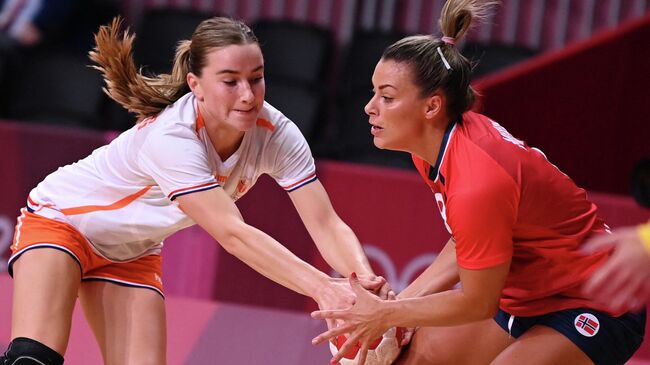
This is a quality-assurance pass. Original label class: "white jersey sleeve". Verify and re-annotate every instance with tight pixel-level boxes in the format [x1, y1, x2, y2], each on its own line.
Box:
[267, 117, 317, 192]
[137, 121, 220, 201]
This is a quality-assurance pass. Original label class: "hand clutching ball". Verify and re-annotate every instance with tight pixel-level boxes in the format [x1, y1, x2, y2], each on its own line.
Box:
[329, 327, 404, 365]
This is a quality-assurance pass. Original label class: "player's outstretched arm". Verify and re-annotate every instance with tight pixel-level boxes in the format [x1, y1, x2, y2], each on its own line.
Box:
[177, 187, 356, 310]
[288, 180, 390, 296]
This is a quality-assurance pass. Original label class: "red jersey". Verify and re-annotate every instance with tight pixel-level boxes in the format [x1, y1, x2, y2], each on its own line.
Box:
[412, 112, 615, 316]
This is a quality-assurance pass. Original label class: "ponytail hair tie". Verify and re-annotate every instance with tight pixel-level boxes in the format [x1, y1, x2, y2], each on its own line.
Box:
[441, 36, 456, 45]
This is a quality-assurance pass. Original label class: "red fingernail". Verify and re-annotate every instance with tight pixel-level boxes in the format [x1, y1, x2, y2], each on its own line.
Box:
[351, 272, 357, 278]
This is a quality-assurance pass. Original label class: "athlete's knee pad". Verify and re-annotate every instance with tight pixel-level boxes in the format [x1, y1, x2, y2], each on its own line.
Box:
[1, 337, 64, 365]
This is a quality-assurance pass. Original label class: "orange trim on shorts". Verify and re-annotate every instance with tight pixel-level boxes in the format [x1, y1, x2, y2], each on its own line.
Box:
[9, 210, 164, 297]
[59, 185, 153, 215]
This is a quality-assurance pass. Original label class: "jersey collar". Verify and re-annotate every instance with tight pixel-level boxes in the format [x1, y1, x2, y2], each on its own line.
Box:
[428, 120, 457, 182]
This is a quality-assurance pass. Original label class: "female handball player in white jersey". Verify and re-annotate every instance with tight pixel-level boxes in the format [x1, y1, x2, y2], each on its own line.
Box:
[311, 1, 645, 364]
[1, 17, 390, 365]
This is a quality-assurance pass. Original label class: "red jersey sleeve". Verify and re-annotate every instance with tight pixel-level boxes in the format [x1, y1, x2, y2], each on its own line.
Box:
[447, 159, 519, 270]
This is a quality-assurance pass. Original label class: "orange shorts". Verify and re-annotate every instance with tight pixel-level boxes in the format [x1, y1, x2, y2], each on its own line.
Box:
[10, 209, 164, 297]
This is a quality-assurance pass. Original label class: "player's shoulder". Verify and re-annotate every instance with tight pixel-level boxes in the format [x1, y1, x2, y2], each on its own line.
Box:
[447, 113, 522, 186]
[460, 112, 525, 148]
[139, 93, 200, 141]
[456, 112, 528, 163]
[255, 101, 281, 130]
[256, 101, 303, 138]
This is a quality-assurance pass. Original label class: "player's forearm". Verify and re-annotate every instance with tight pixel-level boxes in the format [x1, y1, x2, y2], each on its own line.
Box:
[385, 289, 497, 328]
[218, 220, 331, 298]
[179, 189, 332, 298]
[398, 238, 459, 299]
[311, 218, 375, 277]
[289, 182, 375, 277]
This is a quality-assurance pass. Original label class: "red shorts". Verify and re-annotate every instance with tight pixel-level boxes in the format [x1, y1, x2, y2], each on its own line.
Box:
[10, 209, 164, 297]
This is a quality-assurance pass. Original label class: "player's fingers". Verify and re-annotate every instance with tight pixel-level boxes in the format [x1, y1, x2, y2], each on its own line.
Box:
[641, 279, 650, 299]
[325, 318, 336, 331]
[349, 272, 368, 295]
[591, 266, 631, 306]
[356, 273, 384, 291]
[361, 274, 385, 285]
[357, 343, 370, 365]
[377, 283, 392, 299]
[312, 309, 347, 320]
[580, 234, 616, 253]
[609, 291, 635, 313]
[328, 319, 346, 344]
[629, 282, 650, 310]
[582, 264, 611, 296]
[377, 276, 388, 287]
[331, 335, 358, 364]
[610, 271, 644, 311]
[583, 253, 628, 298]
[629, 300, 645, 312]
[312, 325, 354, 345]
[388, 290, 396, 301]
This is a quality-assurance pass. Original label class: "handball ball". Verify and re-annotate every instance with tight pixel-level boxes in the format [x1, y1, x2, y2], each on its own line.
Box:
[329, 327, 404, 365]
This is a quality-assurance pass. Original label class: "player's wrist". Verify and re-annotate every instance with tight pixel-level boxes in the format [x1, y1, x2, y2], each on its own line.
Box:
[310, 273, 335, 299]
[638, 222, 650, 255]
[381, 298, 403, 327]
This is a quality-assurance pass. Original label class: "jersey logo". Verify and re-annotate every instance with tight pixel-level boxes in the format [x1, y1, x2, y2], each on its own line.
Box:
[215, 174, 228, 184]
[574, 313, 600, 337]
[434, 193, 452, 234]
[231, 178, 252, 201]
[237, 179, 248, 193]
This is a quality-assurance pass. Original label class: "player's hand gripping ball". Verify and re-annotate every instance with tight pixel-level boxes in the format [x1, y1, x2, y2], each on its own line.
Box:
[329, 327, 404, 365]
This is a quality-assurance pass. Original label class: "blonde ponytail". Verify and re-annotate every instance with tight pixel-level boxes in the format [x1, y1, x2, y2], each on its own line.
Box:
[439, 0, 498, 43]
[383, 0, 498, 121]
[89, 17, 191, 121]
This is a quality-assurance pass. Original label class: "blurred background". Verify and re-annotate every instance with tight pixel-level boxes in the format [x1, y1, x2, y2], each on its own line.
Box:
[0, 1, 649, 364]
[1, 0, 648, 181]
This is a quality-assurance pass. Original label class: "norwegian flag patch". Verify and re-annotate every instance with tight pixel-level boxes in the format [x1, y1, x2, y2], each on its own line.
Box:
[574, 313, 600, 337]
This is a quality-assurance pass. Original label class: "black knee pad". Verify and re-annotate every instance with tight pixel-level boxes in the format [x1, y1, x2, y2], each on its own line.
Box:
[1, 337, 64, 365]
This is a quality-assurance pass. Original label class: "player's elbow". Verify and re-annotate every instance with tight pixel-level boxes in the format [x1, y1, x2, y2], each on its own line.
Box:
[211, 219, 252, 255]
[465, 297, 500, 321]
[216, 233, 243, 255]
[481, 302, 500, 319]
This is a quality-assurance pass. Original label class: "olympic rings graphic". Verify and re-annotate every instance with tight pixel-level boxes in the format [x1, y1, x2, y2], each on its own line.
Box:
[332, 243, 438, 292]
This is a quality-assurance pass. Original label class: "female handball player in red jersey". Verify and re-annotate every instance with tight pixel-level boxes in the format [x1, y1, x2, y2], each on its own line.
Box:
[312, 1, 645, 364]
[1, 17, 390, 365]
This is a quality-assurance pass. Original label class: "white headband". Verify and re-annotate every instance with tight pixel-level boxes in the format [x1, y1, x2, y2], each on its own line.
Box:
[437, 47, 452, 70]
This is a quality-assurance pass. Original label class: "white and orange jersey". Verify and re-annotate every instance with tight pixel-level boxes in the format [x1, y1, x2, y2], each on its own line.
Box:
[25, 93, 316, 262]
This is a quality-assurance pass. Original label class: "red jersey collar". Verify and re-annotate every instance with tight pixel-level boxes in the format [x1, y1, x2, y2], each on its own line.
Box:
[428, 120, 457, 182]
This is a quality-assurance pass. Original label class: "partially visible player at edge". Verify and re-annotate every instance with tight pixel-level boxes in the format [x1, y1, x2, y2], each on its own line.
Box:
[311, 1, 645, 364]
[582, 157, 650, 312]
[0, 17, 390, 365]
